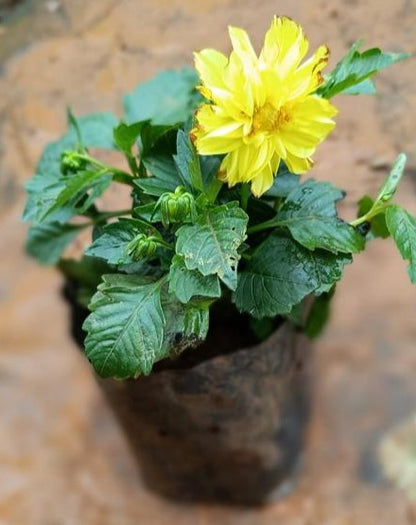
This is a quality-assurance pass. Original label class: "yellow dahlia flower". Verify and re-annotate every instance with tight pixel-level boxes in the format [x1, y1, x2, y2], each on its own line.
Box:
[191, 16, 338, 197]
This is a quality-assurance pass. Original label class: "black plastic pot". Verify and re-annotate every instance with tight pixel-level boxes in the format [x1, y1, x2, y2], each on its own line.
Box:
[64, 283, 312, 506]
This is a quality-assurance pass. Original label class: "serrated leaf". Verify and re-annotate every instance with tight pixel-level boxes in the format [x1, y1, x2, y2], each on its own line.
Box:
[174, 130, 201, 191]
[276, 179, 364, 253]
[342, 78, 376, 95]
[113, 122, 143, 153]
[133, 203, 162, 223]
[85, 218, 156, 265]
[318, 41, 410, 99]
[233, 233, 351, 318]
[182, 303, 209, 339]
[199, 154, 223, 187]
[175, 202, 248, 290]
[139, 123, 175, 155]
[137, 155, 184, 196]
[83, 275, 166, 378]
[42, 171, 112, 221]
[168, 255, 221, 303]
[23, 172, 74, 223]
[162, 292, 210, 353]
[123, 68, 201, 126]
[26, 222, 87, 265]
[385, 205, 416, 283]
[265, 165, 300, 198]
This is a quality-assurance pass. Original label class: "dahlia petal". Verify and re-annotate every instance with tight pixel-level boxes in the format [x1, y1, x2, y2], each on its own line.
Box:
[196, 134, 242, 155]
[204, 121, 244, 138]
[250, 164, 275, 197]
[194, 48, 228, 92]
[290, 95, 338, 121]
[287, 45, 330, 98]
[260, 16, 309, 76]
[228, 26, 258, 65]
[284, 153, 313, 174]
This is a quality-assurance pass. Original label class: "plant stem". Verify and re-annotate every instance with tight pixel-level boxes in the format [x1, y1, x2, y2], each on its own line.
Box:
[349, 203, 387, 228]
[240, 183, 250, 211]
[75, 153, 135, 186]
[83, 209, 132, 226]
[157, 239, 174, 251]
[247, 217, 280, 234]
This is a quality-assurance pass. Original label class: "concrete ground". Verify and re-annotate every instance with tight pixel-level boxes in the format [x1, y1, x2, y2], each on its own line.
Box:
[1, 0, 416, 523]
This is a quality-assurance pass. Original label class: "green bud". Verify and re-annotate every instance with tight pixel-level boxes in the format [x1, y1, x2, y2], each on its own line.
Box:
[126, 234, 159, 261]
[60, 150, 88, 175]
[158, 186, 195, 227]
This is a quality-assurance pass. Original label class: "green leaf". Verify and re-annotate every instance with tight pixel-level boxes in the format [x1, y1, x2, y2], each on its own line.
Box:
[23, 172, 73, 223]
[26, 222, 87, 265]
[174, 130, 201, 191]
[83, 275, 166, 378]
[162, 292, 210, 353]
[139, 123, 175, 155]
[385, 205, 416, 283]
[113, 122, 143, 153]
[318, 40, 410, 98]
[265, 166, 300, 198]
[182, 302, 209, 340]
[168, 255, 221, 303]
[123, 68, 201, 126]
[233, 233, 351, 318]
[85, 218, 157, 266]
[42, 171, 112, 221]
[133, 203, 162, 223]
[276, 179, 364, 253]
[342, 78, 376, 95]
[175, 202, 248, 290]
[200, 154, 223, 187]
[199, 154, 223, 201]
[137, 155, 183, 196]
[376, 153, 407, 204]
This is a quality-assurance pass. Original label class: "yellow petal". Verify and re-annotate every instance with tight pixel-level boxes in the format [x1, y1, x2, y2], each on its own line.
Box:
[250, 164, 275, 197]
[284, 153, 313, 173]
[195, 134, 242, 155]
[260, 16, 308, 76]
[228, 26, 258, 66]
[287, 45, 330, 98]
[194, 48, 228, 92]
[227, 27, 265, 108]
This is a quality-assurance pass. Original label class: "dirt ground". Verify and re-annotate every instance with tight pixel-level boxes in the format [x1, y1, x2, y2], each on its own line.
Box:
[1, 0, 416, 523]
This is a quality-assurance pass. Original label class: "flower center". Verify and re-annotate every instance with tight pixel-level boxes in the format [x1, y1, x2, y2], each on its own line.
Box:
[252, 103, 290, 134]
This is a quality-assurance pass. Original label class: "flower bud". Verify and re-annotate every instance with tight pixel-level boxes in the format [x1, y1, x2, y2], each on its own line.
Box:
[126, 234, 159, 261]
[159, 186, 195, 227]
[60, 150, 88, 175]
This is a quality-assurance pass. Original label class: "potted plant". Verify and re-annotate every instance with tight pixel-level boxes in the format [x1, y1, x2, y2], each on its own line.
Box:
[23, 16, 413, 505]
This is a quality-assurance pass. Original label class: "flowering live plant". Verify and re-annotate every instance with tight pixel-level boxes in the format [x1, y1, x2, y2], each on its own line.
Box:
[24, 17, 413, 379]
